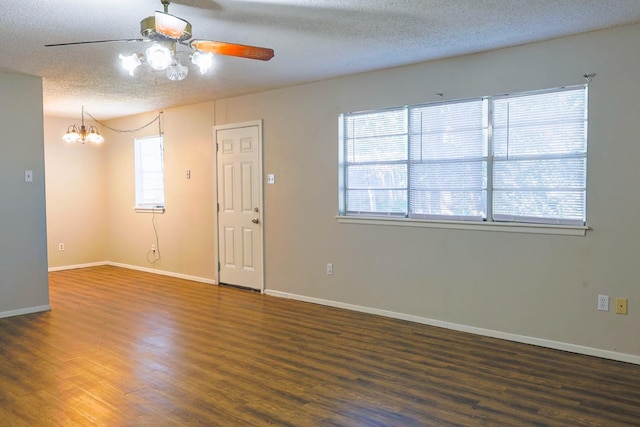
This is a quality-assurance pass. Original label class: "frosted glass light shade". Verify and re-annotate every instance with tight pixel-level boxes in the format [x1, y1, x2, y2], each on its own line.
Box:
[155, 11, 188, 39]
[86, 126, 105, 144]
[62, 125, 81, 143]
[145, 43, 173, 71]
[119, 53, 142, 76]
[166, 61, 189, 81]
[190, 51, 213, 75]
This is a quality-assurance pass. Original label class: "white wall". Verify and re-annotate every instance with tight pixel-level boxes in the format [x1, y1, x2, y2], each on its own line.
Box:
[0, 72, 50, 317]
[214, 24, 640, 359]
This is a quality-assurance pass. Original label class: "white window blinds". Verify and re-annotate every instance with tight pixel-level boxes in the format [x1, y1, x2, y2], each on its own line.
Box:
[339, 85, 587, 226]
[409, 99, 488, 220]
[492, 88, 587, 225]
[343, 108, 408, 216]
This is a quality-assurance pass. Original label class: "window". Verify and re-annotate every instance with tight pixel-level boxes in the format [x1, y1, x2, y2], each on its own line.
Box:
[339, 86, 587, 226]
[134, 135, 165, 210]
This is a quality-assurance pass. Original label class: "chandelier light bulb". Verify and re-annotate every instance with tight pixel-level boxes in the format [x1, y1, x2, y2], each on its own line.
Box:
[119, 53, 142, 76]
[190, 51, 213, 75]
[145, 43, 173, 71]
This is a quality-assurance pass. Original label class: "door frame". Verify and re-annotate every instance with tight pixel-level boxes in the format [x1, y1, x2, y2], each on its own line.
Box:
[213, 120, 265, 292]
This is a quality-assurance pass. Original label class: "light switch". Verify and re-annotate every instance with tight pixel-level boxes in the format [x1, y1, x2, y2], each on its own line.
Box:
[25, 170, 33, 182]
[267, 174, 275, 184]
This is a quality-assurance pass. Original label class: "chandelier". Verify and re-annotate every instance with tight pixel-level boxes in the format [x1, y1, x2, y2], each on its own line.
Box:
[62, 106, 105, 144]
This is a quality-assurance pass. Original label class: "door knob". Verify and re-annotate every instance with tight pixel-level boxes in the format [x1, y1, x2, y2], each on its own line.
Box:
[252, 218, 260, 224]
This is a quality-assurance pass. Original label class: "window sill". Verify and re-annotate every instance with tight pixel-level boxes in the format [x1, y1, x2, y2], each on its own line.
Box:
[336, 216, 588, 236]
[135, 207, 165, 214]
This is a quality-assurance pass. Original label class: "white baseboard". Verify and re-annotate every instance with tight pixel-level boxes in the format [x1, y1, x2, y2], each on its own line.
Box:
[48, 261, 217, 285]
[106, 262, 217, 285]
[265, 289, 640, 366]
[48, 261, 108, 272]
[0, 304, 51, 319]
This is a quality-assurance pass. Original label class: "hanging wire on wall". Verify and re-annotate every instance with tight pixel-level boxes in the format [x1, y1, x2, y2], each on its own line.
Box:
[83, 109, 164, 136]
[146, 209, 162, 265]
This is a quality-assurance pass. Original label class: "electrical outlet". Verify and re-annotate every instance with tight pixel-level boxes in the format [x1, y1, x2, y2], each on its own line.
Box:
[58, 243, 64, 251]
[326, 263, 333, 275]
[616, 298, 628, 315]
[597, 294, 609, 311]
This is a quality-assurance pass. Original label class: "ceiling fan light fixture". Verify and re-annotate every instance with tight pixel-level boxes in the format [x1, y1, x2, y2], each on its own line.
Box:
[45, 0, 274, 83]
[166, 61, 189, 81]
[145, 43, 173, 71]
[119, 53, 143, 76]
[190, 51, 213, 75]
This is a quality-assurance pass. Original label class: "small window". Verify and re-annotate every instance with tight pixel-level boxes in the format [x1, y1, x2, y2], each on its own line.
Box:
[339, 85, 587, 226]
[134, 136, 165, 209]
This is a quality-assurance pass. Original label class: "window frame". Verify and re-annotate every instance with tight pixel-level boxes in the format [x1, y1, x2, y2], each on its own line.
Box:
[134, 135, 166, 212]
[338, 85, 589, 235]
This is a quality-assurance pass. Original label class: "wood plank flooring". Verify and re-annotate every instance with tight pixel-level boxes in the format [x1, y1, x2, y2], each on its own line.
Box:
[0, 266, 639, 426]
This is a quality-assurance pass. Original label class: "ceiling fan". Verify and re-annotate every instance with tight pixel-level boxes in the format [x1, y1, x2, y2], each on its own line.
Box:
[45, 0, 274, 81]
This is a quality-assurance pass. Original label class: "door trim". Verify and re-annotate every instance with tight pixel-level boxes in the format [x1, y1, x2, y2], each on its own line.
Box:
[213, 120, 265, 292]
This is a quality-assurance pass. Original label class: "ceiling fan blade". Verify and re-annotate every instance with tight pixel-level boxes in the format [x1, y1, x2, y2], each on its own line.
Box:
[190, 40, 274, 61]
[45, 39, 146, 47]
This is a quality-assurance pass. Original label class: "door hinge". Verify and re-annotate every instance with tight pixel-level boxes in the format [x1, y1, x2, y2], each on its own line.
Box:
[217, 202, 220, 212]
[216, 143, 219, 152]
[218, 261, 221, 271]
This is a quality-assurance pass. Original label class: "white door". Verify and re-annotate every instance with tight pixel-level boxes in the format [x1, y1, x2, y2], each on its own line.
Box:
[215, 121, 264, 291]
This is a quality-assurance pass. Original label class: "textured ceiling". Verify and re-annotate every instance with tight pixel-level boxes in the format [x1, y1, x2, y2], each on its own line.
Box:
[1, 0, 640, 120]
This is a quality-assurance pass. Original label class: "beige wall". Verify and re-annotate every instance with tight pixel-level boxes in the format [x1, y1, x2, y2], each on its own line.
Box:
[0, 72, 49, 316]
[45, 103, 217, 279]
[104, 102, 217, 280]
[45, 116, 107, 267]
[43, 24, 640, 359]
[215, 25, 640, 358]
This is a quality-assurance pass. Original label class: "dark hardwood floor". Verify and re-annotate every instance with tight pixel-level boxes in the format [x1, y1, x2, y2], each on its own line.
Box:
[0, 266, 638, 426]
